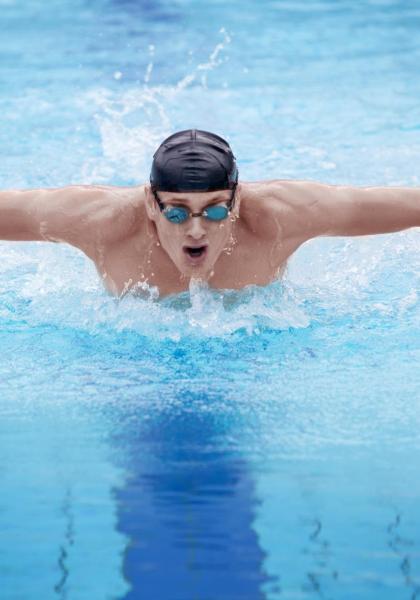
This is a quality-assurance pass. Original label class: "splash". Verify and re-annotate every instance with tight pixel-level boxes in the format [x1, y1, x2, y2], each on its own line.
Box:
[1, 223, 418, 341]
[79, 29, 233, 184]
[0, 240, 309, 339]
[286, 230, 420, 319]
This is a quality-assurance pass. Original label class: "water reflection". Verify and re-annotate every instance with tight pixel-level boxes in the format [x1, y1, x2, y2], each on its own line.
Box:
[387, 512, 420, 600]
[55, 488, 74, 599]
[301, 517, 338, 597]
[106, 0, 182, 22]
[112, 386, 271, 599]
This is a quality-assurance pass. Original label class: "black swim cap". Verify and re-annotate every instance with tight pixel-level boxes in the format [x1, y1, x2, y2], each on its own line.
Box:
[150, 129, 238, 192]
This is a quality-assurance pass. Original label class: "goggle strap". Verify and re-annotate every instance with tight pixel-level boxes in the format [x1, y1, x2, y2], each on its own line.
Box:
[229, 183, 237, 211]
[152, 187, 165, 211]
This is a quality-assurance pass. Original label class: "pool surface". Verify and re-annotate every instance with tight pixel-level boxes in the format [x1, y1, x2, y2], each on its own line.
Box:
[1, 0, 420, 598]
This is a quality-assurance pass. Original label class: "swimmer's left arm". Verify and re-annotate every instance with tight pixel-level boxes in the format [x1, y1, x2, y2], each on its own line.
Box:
[272, 180, 420, 241]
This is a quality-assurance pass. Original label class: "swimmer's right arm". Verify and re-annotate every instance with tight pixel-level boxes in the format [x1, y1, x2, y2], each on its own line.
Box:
[0, 185, 139, 257]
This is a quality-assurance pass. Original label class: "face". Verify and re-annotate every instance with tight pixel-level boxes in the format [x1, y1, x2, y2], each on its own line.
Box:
[145, 185, 241, 280]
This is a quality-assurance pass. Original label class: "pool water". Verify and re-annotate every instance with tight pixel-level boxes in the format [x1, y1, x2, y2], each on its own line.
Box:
[1, 0, 420, 598]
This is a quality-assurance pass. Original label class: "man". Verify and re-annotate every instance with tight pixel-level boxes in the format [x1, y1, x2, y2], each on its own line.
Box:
[0, 129, 419, 297]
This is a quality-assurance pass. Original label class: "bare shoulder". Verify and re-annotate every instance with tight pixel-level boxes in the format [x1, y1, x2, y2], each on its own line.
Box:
[38, 183, 146, 253]
[239, 179, 319, 241]
[44, 183, 144, 226]
[241, 178, 354, 242]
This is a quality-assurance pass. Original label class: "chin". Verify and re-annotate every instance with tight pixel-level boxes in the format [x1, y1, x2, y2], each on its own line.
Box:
[182, 265, 210, 279]
[180, 261, 213, 280]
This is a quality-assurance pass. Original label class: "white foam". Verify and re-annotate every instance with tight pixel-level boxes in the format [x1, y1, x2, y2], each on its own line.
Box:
[1, 226, 418, 340]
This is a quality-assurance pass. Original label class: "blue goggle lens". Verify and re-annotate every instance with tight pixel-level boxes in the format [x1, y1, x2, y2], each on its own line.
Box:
[164, 206, 189, 223]
[205, 205, 229, 220]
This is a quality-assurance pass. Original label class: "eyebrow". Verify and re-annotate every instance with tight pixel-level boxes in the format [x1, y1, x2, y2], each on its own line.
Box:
[166, 196, 228, 207]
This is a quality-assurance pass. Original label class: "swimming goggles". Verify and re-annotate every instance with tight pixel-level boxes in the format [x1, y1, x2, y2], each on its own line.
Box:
[152, 185, 237, 224]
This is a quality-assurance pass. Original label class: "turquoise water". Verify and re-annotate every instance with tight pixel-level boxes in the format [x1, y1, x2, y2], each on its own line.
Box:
[1, 0, 420, 598]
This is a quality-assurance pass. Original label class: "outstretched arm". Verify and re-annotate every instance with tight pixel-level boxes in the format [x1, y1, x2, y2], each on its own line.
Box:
[0, 185, 139, 258]
[269, 180, 420, 243]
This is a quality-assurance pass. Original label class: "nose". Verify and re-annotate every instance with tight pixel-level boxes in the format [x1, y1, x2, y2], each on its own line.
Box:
[185, 215, 207, 240]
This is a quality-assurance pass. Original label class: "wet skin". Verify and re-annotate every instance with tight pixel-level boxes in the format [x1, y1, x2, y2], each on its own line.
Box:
[0, 179, 419, 297]
[95, 183, 294, 297]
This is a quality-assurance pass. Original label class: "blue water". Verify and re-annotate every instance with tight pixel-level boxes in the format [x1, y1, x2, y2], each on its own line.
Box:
[1, 0, 420, 598]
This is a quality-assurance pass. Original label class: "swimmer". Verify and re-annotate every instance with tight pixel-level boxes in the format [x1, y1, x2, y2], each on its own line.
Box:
[0, 129, 419, 297]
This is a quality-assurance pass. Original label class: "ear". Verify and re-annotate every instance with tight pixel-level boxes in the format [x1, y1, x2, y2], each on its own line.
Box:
[144, 185, 158, 221]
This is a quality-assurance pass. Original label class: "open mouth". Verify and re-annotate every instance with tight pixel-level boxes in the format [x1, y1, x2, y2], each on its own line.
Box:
[183, 245, 208, 261]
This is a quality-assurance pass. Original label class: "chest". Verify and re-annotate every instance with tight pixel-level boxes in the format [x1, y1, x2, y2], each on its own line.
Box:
[210, 237, 286, 289]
